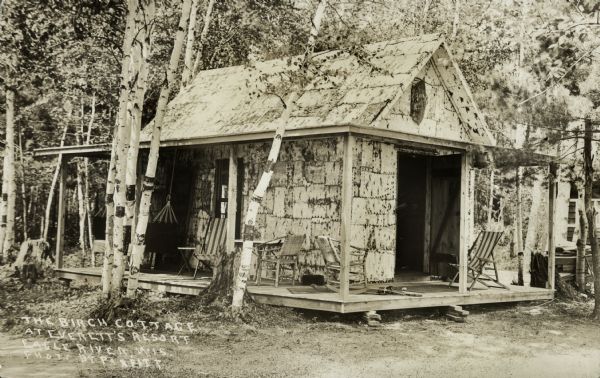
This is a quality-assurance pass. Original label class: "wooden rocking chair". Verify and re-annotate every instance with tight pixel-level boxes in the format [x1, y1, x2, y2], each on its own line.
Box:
[448, 231, 508, 290]
[255, 234, 305, 287]
[315, 236, 369, 292]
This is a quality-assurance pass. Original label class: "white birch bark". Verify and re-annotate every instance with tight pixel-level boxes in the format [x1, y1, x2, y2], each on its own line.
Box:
[42, 110, 70, 242]
[450, 0, 460, 41]
[102, 120, 119, 296]
[125, 2, 154, 237]
[85, 94, 95, 260]
[524, 171, 543, 277]
[17, 123, 27, 241]
[127, 0, 192, 297]
[191, 0, 215, 78]
[2, 88, 16, 258]
[180, 0, 198, 88]
[232, 0, 328, 309]
[76, 103, 88, 264]
[487, 169, 494, 229]
[0, 155, 8, 262]
[105, 0, 137, 295]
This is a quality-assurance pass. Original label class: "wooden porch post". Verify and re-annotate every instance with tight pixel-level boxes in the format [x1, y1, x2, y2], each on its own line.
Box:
[55, 163, 67, 269]
[458, 152, 470, 294]
[547, 162, 557, 290]
[226, 146, 238, 254]
[340, 134, 355, 300]
[423, 158, 432, 273]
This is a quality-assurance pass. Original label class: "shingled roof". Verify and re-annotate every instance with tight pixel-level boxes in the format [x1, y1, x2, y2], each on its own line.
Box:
[140, 34, 494, 147]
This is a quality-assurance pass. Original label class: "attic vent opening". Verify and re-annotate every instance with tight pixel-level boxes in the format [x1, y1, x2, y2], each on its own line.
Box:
[410, 79, 426, 125]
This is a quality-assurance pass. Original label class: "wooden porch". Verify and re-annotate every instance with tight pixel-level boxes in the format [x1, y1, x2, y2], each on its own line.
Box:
[56, 267, 553, 313]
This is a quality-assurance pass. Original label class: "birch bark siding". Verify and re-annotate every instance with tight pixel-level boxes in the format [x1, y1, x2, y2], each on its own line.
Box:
[126, 0, 192, 297]
[231, 0, 328, 308]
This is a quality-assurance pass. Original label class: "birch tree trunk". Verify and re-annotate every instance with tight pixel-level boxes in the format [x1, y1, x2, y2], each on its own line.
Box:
[524, 171, 543, 281]
[76, 103, 88, 264]
[180, 0, 198, 88]
[3, 88, 17, 259]
[583, 118, 600, 320]
[231, 0, 328, 309]
[126, 0, 192, 298]
[421, 0, 431, 34]
[191, 0, 215, 78]
[85, 95, 95, 261]
[42, 110, 70, 242]
[450, 0, 460, 41]
[0, 155, 8, 263]
[125, 1, 154, 241]
[487, 169, 494, 229]
[576, 189, 588, 291]
[102, 121, 119, 296]
[17, 123, 27, 241]
[104, 0, 137, 295]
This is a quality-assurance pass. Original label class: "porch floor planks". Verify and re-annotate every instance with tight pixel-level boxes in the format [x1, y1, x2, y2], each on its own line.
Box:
[55, 268, 553, 313]
[247, 281, 554, 313]
[55, 267, 211, 296]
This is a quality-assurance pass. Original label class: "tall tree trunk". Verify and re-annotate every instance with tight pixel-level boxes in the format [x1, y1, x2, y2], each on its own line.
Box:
[76, 103, 88, 265]
[3, 88, 16, 259]
[43, 111, 70, 241]
[515, 167, 524, 281]
[524, 171, 543, 280]
[125, 1, 154, 244]
[576, 186, 588, 292]
[126, 0, 192, 298]
[17, 123, 27, 241]
[0, 155, 8, 263]
[231, 0, 328, 309]
[181, 0, 198, 88]
[102, 121, 119, 296]
[584, 118, 600, 320]
[103, 0, 137, 296]
[191, 0, 215, 78]
[85, 94, 95, 262]
[420, 0, 431, 34]
[450, 0, 460, 41]
[487, 168, 494, 229]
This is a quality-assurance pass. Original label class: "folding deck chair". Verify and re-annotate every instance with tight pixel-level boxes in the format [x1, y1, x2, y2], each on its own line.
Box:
[448, 230, 508, 290]
[178, 217, 227, 278]
[315, 236, 369, 292]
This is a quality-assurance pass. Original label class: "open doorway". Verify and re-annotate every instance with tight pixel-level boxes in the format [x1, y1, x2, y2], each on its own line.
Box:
[395, 154, 427, 274]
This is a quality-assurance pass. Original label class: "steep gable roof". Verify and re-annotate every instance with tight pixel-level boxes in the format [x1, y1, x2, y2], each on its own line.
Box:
[141, 34, 494, 147]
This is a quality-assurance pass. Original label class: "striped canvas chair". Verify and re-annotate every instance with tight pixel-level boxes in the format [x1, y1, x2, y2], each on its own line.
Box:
[448, 231, 507, 290]
[185, 217, 227, 278]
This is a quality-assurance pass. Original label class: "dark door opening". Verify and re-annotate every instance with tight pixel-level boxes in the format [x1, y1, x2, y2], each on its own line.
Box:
[395, 154, 427, 273]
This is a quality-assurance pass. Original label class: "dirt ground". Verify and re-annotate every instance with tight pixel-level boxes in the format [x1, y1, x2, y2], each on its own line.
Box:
[1, 274, 599, 378]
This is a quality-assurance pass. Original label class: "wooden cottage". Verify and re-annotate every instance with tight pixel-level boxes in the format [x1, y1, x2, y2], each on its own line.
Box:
[36, 34, 556, 313]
